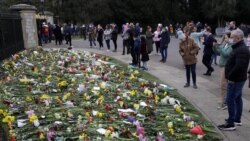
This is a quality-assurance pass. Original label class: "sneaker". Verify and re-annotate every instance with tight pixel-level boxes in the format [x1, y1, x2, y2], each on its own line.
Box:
[224, 119, 242, 126]
[184, 83, 190, 88]
[218, 123, 236, 131]
[193, 84, 198, 89]
[234, 122, 242, 126]
[217, 104, 227, 110]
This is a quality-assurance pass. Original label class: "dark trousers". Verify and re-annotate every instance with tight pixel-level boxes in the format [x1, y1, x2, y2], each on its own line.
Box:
[226, 81, 245, 125]
[185, 64, 196, 84]
[112, 39, 117, 50]
[155, 41, 160, 53]
[131, 46, 140, 66]
[202, 54, 214, 73]
[105, 40, 110, 50]
[98, 39, 103, 48]
[123, 39, 130, 54]
[65, 35, 72, 46]
[55, 38, 62, 45]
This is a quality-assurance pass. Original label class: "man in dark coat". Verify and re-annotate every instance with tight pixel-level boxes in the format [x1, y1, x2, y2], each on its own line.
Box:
[202, 26, 217, 76]
[218, 29, 250, 131]
[159, 27, 170, 63]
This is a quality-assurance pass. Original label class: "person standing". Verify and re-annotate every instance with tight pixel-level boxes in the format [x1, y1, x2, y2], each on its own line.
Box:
[218, 29, 250, 131]
[111, 23, 118, 52]
[122, 23, 130, 55]
[88, 24, 96, 48]
[202, 26, 217, 76]
[190, 26, 204, 49]
[159, 27, 170, 63]
[104, 24, 112, 51]
[97, 24, 104, 49]
[64, 23, 72, 47]
[140, 36, 149, 70]
[82, 24, 87, 40]
[153, 27, 161, 55]
[53, 24, 63, 45]
[134, 36, 141, 67]
[213, 33, 233, 110]
[179, 27, 200, 89]
[145, 26, 153, 54]
[42, 22, 49, 44]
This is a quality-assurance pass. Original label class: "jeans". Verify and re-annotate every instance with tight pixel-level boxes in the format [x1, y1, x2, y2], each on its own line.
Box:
[155, 41, 160, 53]
[90, 40, 96, 47]
[226, 81, 245, 125]
[105, 40, 110, 50]
[185, 64, 196, 84]
[160, 47, 168, 62]
[211, 53, 217, 64]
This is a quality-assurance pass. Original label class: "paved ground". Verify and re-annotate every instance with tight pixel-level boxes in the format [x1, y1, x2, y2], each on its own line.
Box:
[45, 36, 250, 141]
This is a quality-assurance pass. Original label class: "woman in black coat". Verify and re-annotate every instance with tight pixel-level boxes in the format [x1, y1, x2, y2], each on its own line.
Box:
[97, 24, 104, 49]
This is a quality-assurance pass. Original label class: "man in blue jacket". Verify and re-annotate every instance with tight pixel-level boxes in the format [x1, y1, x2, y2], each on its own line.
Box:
[218, 29, 250, 131]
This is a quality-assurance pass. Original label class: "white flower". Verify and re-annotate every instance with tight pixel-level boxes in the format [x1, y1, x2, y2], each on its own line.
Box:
[111, 132, 119, 138]
[33, 119, 40, 127]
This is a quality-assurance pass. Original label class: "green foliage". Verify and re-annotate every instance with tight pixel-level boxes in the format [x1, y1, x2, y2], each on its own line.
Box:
[0, 0, 249, 26]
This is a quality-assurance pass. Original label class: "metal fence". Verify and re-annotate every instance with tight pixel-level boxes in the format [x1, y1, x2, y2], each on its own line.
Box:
[0, 12, 24, 61]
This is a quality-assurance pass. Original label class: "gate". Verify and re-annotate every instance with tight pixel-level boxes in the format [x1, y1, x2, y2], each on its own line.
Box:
[0, 12, 24, 61]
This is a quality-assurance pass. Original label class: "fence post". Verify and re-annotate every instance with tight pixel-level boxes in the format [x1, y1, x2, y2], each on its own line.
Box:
[9, 4, 38, 48]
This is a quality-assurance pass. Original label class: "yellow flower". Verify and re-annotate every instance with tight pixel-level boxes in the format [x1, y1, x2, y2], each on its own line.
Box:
[155, 95, 160, 103]
[39, 133, 45, 139]
[130, 90, 136, 96]
[25, 96, 33, 102]
[0, 109, 4, 115]
[46, 75, 52, 81]
[2, 116, 15, 124]
[99, 82, 106, 89]
[133, 104, 140, 110]
[118, 101, 124, 107]
[19, 78, 30, 84]
[33, 67, 39, 73]
[58, 80, 67, 88]
[175, 105, 182, 113]
[144, 88, 152, 96]
[97, 112, 103, 118]
[85, 112, 90, 118]
[40, 94, 50, 100]
[133, 70, 139, 75]
[129, 74, 136, 80]
[63, 92, 71, 101]
[97, 96, 104, 105]
[29, 115, 38, 123]
[67, 112, 73, 118]
[168, 128, 174, 135]
[105, 130, 111, 138]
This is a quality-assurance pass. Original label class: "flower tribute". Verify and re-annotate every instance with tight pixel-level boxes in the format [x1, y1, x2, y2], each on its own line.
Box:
[0, 48, 221, 140]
